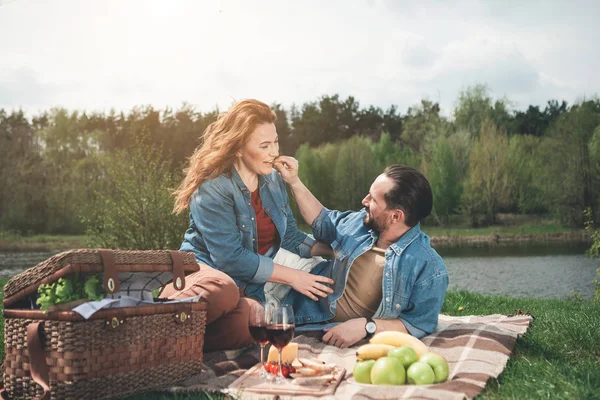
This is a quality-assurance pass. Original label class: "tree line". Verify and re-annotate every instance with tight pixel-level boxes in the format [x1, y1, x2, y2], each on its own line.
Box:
[1, 84, 599, 247]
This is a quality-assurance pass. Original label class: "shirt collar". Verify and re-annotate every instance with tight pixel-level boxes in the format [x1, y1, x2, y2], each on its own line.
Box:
[231, 165, 270, 193]
[388, 223, 421, 256]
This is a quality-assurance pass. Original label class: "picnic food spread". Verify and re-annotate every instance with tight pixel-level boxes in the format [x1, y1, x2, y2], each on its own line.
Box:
[267, 341, 299, 363]
[353, 331, 449, 385]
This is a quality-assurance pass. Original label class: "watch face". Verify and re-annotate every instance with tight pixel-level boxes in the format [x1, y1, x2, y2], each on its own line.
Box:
[366, 321, 377, 334]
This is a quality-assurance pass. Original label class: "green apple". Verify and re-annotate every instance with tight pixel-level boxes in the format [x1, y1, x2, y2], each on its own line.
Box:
[419, 352, 450, 383]
[406, 361, 435, 385]
[388, 345, 418, 369]
[370, 357, 406, 385]
[353, 359, 376, 384]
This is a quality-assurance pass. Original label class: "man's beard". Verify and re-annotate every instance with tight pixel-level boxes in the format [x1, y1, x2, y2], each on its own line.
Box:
[363, 209, 389, 233]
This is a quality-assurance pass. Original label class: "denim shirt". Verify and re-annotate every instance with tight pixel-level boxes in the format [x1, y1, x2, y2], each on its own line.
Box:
[180, 167, 315, 301]
[285, 208, 448, 338]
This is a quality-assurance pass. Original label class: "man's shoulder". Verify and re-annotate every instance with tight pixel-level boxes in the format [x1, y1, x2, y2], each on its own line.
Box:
[400, 232, 447, 272]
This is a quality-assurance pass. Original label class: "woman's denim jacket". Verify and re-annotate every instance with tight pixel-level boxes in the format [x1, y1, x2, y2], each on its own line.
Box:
[180, 167, 315, 301]
[285, 208, 448, 338]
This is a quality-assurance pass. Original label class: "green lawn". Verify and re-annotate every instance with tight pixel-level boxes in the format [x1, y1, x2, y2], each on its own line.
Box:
[0, 231, 87, 251]
[422, 222, 577, 238]
[1, 279, 598, 399]
[297, 218, 579, 240]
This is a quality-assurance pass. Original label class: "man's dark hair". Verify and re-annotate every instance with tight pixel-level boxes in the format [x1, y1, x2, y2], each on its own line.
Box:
[383, 165, 433, 227]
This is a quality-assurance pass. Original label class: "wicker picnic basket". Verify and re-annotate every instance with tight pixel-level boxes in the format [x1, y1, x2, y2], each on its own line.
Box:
[1, 249, 208, 400]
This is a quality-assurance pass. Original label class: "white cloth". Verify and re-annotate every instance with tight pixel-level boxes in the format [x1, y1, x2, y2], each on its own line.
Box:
[73, 292, 204, 319]
[264, 248, 324, 306]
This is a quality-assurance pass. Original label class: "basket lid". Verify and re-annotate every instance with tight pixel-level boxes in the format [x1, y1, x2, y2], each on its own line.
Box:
[3, 249, 199, 306]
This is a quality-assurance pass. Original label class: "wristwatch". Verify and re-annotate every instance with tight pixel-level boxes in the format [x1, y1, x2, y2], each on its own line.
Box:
[365, 317, 377, 338]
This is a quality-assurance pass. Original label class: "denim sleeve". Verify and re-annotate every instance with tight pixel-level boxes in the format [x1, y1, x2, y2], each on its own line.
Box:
[278, 176, 316, 258]
[399, 270, 449, 338]
[310, 207, 354, 245]
[191, 181, 274, 284]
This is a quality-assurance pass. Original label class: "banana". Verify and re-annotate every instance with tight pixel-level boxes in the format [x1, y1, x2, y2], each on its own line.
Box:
[355, 343, 394, 360]
[369, 331, 429, 357]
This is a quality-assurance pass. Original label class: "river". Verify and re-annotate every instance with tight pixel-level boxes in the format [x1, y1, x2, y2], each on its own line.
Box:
[0, 242, 598, 300]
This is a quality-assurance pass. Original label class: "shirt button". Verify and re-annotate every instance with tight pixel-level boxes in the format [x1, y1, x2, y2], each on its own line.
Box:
[395, 304, 400, 309]
[385, 273, 390, 277]
[242, 224, 246, 228]
[248, 203, 251, 206]
[252, 238, 255, 241]
[307, 317, 311, 321]
[386, 297, 390, 302]
[251, 217, 255, 221]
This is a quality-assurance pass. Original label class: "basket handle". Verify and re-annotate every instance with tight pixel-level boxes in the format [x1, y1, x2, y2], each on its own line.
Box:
[27, 322, 50, 400]
[168, 250, 186, 290]
[99, 249, 120, 294]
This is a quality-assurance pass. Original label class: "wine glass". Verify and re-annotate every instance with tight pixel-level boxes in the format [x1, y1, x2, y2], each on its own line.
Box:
[248, 301, 270, 378]
[266, 305, 295, 384]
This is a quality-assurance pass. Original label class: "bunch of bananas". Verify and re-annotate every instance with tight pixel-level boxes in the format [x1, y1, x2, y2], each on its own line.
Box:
[356, 331, 429, 360]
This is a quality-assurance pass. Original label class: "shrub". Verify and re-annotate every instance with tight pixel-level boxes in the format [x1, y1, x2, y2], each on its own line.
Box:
[83, 139, 187, 250]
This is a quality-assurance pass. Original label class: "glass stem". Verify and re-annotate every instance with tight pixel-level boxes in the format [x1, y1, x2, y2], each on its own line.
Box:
[278, 348, 283, 379]
[260, 345, 265, 368]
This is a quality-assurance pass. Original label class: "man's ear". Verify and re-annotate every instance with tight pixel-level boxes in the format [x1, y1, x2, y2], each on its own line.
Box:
[392, 210, 405, 224]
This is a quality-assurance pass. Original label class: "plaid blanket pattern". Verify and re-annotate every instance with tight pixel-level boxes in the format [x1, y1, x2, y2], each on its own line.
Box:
[168, 313, 532, 399]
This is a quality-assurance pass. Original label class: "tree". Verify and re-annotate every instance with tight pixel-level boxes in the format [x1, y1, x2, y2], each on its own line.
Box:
[84, 134, 187, 250]
[0, 109, 45, 232]
[538, 100, 600, 226]
[454, 84, 513, 136]
[429, 136, 461, 225]
[506, 135, 546, 213]
[332, 136, 379, 211]
[36, 109, 101, 233]
[463, 119, 511, 224]
[402, 100, 445, 153]
[372, 132, 419, 171]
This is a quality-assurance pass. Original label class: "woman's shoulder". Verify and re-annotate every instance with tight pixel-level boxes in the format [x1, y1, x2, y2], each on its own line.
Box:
[197, 173, 235, 195]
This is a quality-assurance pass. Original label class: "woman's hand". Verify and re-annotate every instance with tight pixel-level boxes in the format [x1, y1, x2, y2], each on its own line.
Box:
[273, 156, 300, 186]
[289, 269, 334, 301]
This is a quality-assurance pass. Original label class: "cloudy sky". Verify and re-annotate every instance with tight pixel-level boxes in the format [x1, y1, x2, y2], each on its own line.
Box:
[1, 0, 599, 116]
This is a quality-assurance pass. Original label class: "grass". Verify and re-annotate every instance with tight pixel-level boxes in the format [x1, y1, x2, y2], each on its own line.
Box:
[1, 279, 598, 400]
[0, 214, 581, 252]
[298, 219, 579, 241]
[0, 231, 87, 251]
[422, 222, 576, 238]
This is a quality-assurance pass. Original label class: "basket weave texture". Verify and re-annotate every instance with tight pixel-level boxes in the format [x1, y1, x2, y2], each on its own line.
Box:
[3, 249, 197, 299]
[2, 249, 207, 400]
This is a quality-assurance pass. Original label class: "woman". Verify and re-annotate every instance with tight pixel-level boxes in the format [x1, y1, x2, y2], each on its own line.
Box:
[161, 99, 334, 351]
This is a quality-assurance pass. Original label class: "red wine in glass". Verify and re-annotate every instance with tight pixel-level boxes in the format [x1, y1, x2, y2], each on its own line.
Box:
[267, 305, 295, 383]
[249, 324, 269, 346]
[266, 324, 295, 349]
[248, 302, 270, 378]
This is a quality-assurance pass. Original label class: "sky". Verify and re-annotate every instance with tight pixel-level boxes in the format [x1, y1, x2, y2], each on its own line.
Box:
[1, 0, 599, 116]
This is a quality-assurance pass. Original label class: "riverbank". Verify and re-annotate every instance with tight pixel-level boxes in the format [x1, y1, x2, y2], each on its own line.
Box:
[0, 232, 87, 252]
[429, 230, 590, 246]
[0, 223, 591, 252]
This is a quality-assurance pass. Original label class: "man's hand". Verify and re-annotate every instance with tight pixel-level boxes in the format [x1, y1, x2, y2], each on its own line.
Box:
[322, 318, 367, 348]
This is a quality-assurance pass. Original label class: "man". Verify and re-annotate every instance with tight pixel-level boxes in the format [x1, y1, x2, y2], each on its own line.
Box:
[274, 159, 448, 348]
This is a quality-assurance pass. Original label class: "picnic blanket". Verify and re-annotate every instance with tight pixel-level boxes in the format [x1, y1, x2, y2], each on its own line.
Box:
[167, 313, 533, 399]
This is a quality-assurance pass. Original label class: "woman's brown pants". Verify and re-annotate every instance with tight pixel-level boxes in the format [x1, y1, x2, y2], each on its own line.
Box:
[160, 263, 255, 352]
